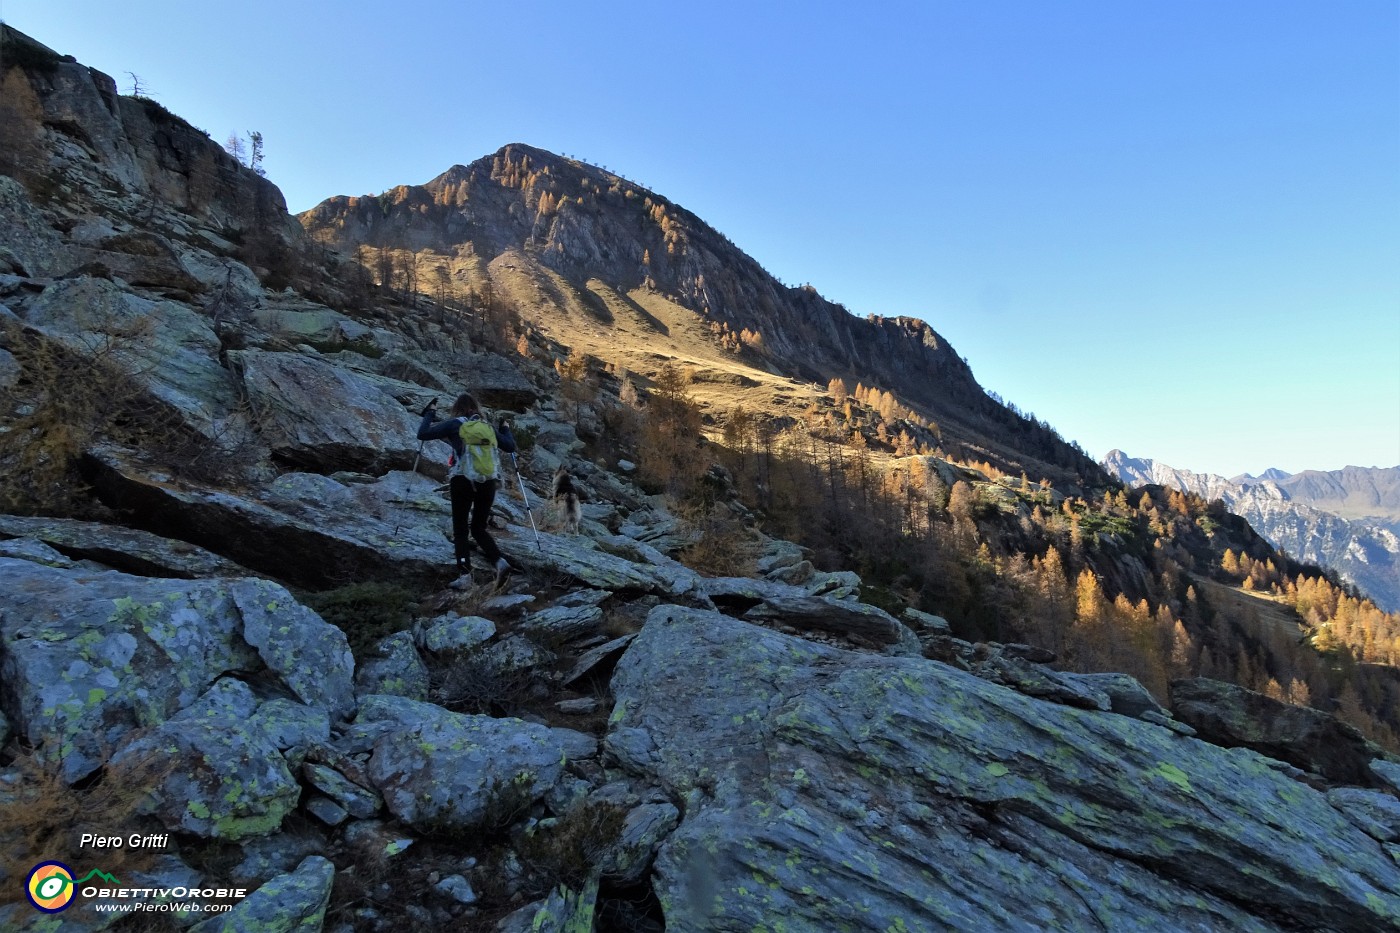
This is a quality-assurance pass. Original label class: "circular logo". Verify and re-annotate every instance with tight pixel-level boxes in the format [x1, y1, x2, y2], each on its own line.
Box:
[26, 861, 76, 913]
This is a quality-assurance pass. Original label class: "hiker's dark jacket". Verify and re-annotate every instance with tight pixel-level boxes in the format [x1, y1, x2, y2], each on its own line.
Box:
[417, 412, 517, 462]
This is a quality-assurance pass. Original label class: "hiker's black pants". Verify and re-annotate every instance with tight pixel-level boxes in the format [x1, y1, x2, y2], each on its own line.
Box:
[450, 476, 502, 564]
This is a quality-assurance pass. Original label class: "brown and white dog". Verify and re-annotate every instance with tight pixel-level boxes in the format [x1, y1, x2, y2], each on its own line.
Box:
[551, 465, 583, 534]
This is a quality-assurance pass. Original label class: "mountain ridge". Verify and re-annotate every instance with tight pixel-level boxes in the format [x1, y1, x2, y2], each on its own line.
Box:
[1105, 450, 1400, 612]
[299, 142, 1099, 482]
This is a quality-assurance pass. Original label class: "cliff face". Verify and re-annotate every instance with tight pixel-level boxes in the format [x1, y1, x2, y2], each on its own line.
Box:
[300, 144, 1093, 478]
[0, 25, 356, 303]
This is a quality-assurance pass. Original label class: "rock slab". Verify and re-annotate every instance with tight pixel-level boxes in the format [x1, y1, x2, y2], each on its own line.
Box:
[607, 607, 1400, 932]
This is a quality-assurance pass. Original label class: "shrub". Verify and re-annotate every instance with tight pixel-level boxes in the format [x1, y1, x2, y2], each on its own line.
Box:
[636, 364, 706, 497]
[301, 582, 417, 661]
[432, 645, 539, 718]
[0, 747, 171, 904]
[0, 319, 162, 515]
[1, 313, 270, 511]
[516, 798, 628, 895]
[677, 503, 758, 577]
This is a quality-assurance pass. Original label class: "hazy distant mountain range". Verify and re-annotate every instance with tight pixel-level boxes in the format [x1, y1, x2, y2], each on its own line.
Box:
[1104, 451, 1400, 612]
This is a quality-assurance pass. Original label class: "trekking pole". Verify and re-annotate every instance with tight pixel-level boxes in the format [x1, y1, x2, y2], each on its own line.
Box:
[511, 452, 542, 550]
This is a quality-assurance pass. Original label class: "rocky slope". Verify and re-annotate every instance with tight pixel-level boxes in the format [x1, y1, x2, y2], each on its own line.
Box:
[2, 26, 1400, 932]
[1105, 451, 1400, 613]
[298, 144, 1096, 481]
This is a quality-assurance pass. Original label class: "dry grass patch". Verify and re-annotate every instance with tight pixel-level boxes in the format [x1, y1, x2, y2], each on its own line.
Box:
[0, 747, 172, 903]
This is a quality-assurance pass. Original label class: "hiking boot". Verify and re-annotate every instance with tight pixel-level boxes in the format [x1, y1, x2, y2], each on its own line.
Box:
[494, 558, 513, 586]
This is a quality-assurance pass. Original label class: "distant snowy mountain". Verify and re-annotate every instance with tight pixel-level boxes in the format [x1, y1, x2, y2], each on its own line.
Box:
[1104, 451, 1400, 613]
[1233, 467, 1293, 484]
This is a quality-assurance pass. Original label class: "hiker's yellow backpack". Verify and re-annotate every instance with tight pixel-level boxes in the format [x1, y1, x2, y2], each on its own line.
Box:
[455, 417, 500, 483]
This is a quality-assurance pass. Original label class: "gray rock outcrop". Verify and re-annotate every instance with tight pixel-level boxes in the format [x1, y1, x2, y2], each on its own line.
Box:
[350, 695, 573, 833]
[230, 349, 420, 474]
[1170, 677, 1393, 786]
[189, 855, 334, 933]
[113, 679, 303, 840]
[608, 606, 1400, 932]
[0, 556, 351, 780]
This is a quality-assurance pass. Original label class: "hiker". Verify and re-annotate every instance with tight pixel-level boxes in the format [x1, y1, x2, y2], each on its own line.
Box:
[418, 394, 518, 582]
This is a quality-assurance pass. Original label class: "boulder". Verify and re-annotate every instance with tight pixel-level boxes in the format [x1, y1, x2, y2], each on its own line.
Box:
[19, 277, 243, 441]
[563, 634, 636, 686]
[765, 558, 815, 586]
[0, 176, 69, 277]
[0, 346, 19, 393]
[189, 855, 334, 933]
[0, 514, 257, 579]
[86, 451, 453, 588]
[228, 579, 355, 720]
[0, 537, 75, 567]
[607, 607, 1400, 932]
[807, 569, 862, 597]
[453, 349, 539, 410]
[599, 800, 680, 885]
[496, 878, 598, 933]
[356, 631, 430, 701]
[231, 833, 328, 888]
[479, 633, 554, 679]
[230, 349, 421, 474]
[0, 559, 256, 781]
[697, 575, 813, 606]
[743, 593, 921, 655]
[249, 304, 385, 351]
[0, 559, 352, 782]
[304, 762, 382, 819]
[754, 538, 807, 574]
[353, 695, 572, 833]
[434, 874, 478, 905]
[975, 654, 1112, 711]
[113, 679, 301, 840]
[1373, 760, 1400, 796]
[511, 528, 680, 595]
[72, 229, 205, 293]
[251, 698, 332, 754]
[616, 508, 702, 556]
[518, 597, 607, 643]
[1329, 788, 1400, 844]
[305, 795, 349, 826]
[1063, 671, 1168, 719]
[902, 607, 952, 635]
[1170, 677, 1391, 786]
[421, 614, 496, 653]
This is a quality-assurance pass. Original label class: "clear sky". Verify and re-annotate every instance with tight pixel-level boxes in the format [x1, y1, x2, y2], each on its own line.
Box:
[5, 0, 1398, 478]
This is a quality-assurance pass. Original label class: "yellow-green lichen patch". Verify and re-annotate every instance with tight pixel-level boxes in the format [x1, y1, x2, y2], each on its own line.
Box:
[1150, 762, 1192, 794]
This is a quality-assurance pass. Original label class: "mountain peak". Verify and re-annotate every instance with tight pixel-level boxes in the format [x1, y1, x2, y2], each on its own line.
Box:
[299, 144, 1097, 481]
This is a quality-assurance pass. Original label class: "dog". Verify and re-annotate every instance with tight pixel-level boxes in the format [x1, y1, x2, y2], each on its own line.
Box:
[551, 465, 583, 534]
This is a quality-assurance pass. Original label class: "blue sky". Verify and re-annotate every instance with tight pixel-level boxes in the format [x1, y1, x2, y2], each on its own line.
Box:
[6, 0, 1398, 477]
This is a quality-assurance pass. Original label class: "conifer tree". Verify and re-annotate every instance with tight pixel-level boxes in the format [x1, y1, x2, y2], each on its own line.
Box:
[638, 363, 705, 496]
